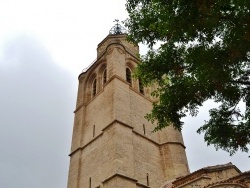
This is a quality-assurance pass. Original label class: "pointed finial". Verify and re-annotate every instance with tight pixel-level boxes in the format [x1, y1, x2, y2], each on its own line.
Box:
[109, 19, 127, 35]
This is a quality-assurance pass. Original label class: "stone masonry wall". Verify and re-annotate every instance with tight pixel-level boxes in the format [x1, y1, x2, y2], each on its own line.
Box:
[67, 34, 190, 188]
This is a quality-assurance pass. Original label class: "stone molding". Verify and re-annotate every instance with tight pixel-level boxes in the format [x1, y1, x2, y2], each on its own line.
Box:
[69, 119, 186, 156]
[73, 74, 154, 114]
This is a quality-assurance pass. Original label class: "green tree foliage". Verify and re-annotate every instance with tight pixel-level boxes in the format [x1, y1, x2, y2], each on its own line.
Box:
[125, 0, 250, 155]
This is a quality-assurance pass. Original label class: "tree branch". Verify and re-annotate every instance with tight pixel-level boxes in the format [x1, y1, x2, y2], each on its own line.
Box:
[231, 80, 250, 86]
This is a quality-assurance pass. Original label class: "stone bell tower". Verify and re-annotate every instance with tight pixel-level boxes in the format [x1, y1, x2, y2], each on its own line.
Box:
[67, 21, 190, 188]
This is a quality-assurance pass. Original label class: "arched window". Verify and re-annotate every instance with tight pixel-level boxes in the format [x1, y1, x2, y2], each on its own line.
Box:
[139, 78, 144, 94]
[92, 78, 97, 96]
[147, 173, 149, 186]
[89, 177, 91, 188]
[102, 69, 107, 85]
[126, 68, 132, 85]
[93, 125, 95, 137]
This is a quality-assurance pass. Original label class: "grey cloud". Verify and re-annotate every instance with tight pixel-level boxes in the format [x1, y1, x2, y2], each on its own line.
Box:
[0, 35, 76, 188]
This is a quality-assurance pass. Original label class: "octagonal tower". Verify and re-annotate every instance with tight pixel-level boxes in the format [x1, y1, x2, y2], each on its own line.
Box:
[67, 22, 190, 188]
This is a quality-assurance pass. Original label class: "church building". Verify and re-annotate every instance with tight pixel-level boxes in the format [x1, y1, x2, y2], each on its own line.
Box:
[67, 22, 250, 188]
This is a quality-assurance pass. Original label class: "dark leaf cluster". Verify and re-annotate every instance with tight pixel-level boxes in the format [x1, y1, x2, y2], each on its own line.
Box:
[125, 0, 250, 154]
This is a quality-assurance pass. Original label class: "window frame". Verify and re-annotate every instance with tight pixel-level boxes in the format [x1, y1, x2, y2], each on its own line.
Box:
[102, 68, 107, 85]
[126, 67, 132, 85]
[92, 78, 97, 97]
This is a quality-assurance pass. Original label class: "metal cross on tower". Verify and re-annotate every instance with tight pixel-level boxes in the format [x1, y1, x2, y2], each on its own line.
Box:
[109, 19, 127, 35]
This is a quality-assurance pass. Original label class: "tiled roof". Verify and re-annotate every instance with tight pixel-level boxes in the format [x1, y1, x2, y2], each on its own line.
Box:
[161, 163, 242, 188]
[160, 179, 176, 188]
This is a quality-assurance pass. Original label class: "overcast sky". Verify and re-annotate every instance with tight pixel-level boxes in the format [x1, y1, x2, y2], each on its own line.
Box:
[0, 0, 249, 187]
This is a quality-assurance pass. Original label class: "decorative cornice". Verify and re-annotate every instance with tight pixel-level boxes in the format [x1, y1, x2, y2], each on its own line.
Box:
[226, 170, 250, 182]
[160, 141, 186, 149]
[80, 38, 139, 75]
[75, 75, 154, 109]
[136, 182, 151, 188]
[132, 129, 159, 146]
[109, 75, 154, 103]
[101, 172, 150, 187]
[74, 102, 86, 113]
[102, 173, 138, 184]
[97, 34, 127, 47]
[173, 175, 211, 188]
[69, 132, 103, 156]
[69, 119, 186, 157]
[101, 119, 134, 132]
[69, 120, 128, 156]
[132, 130, 185, 148]
[205, 182, 247, 188]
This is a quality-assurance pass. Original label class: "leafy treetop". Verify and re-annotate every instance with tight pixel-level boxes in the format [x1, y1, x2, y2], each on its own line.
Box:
[125, 0, 250, 155]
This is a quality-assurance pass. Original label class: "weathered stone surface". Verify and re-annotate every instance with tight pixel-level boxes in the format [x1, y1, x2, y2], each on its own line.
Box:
[67, 34, 189, 188]
[161, 163, 250, 188]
